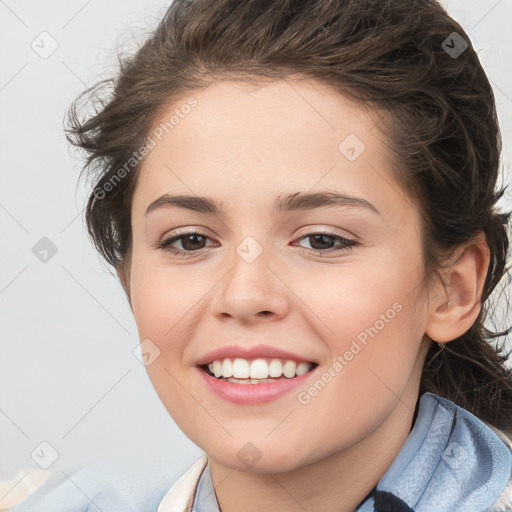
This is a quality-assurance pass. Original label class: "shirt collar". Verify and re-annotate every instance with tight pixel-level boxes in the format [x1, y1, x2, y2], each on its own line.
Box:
[160, 391, 512, 512]
[358, 391, 512, 511]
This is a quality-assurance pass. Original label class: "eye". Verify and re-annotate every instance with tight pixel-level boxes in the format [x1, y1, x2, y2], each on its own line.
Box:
[154, 229, 358, 258]
[154, 230, 215, 257]
[293, 231, 358, 254]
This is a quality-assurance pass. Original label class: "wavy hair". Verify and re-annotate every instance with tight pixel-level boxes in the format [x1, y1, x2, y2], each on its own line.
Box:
[65, 0, 512, 432]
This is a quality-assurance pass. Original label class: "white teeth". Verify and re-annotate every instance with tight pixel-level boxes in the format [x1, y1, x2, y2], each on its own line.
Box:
[268, 359, 283, 377]
[222, 358, 233, 378]
[296, 362, 310, 376]
[232, 358, 250, 378]
[212, 360, 223, 378]
[283, 360, 297, 378]
[226, 377, 275, 384]
[249, 358, 269, 379]
[204, 357, 315, 380]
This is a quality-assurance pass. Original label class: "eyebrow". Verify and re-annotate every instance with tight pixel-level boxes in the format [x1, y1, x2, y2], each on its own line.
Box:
[145, 191, 380, 217]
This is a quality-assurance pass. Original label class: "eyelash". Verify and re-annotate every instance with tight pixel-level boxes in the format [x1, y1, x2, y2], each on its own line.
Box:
[154, 229, 358, 257]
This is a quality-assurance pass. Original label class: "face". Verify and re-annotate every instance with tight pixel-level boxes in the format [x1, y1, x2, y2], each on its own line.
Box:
[127, 78, 433, 473]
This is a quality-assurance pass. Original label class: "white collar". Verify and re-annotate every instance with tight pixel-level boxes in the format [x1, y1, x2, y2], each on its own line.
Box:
[157, 454, 208, 512]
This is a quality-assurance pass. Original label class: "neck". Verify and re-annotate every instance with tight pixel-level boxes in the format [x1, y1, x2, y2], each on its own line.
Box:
[208, 385, 421, 512]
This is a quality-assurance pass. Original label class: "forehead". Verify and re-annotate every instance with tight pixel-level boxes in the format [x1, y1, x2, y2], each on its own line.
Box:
[148, 77, 380, 149]
[131, 77, 412, 222]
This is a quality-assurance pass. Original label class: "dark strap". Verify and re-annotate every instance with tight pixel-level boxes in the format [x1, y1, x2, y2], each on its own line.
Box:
[373, 490, 414, 512]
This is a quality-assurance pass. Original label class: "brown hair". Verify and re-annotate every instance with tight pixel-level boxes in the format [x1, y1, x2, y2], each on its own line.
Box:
[65, 0, 512, 433]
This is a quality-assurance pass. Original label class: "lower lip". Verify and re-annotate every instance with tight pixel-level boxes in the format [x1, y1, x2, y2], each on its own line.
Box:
[196, 366, 318, 404]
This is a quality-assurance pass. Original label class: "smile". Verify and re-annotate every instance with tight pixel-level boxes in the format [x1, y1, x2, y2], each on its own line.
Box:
[203, 357, 316, 382]
[197, 358, 319, 404]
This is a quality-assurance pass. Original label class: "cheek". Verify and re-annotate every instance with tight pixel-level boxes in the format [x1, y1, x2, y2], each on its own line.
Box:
[298, 255, 424, 344]
[295, 259, 427, 396]
[129, 253, 205, 344]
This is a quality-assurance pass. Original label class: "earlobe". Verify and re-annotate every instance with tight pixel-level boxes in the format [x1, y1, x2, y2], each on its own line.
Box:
[425, 232, 490, 344]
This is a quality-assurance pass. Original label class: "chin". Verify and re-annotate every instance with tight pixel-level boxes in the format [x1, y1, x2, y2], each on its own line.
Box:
[204, 441, 317, 474]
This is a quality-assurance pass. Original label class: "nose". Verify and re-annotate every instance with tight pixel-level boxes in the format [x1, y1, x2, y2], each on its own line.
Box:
[208, 243, 290, 324]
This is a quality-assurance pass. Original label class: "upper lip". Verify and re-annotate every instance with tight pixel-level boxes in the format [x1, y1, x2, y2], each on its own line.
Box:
[194, 344, 318, 366]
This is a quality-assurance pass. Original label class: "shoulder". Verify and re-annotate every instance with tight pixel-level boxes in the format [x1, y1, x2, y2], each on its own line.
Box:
[0, 469, 51, 510]
[5, 456, 179, 512]
[6, 465, 136, 512]
[426, 392, 512, 511]
[376, 391, 512, 511]
[482, 423, 512, 512]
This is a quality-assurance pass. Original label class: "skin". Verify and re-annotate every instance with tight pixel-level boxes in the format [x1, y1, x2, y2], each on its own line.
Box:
[118, 78, 490, 512]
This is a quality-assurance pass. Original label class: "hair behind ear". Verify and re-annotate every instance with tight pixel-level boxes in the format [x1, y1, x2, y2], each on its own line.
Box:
[116, 262, 132, 309]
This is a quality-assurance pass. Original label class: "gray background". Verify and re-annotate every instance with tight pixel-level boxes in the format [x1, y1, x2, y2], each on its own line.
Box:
[0, 0, 511, 494]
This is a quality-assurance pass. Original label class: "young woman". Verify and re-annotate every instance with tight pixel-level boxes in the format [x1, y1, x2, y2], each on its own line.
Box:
[10, 0, 512, 510]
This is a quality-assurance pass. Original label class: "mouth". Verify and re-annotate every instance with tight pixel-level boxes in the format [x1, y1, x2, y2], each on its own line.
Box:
[199, 357, 319, 384]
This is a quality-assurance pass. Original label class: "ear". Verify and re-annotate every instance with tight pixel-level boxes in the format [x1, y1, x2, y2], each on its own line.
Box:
[425, 231, 490, 343]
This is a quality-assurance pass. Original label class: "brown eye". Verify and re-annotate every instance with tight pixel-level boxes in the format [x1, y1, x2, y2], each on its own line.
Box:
[155, 231, 215, 257]
[295, 232, 357, 254]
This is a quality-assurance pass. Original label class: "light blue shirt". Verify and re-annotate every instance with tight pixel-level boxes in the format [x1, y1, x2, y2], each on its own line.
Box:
[183, 391, 512, 512]
[10, 391, 512, 511]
